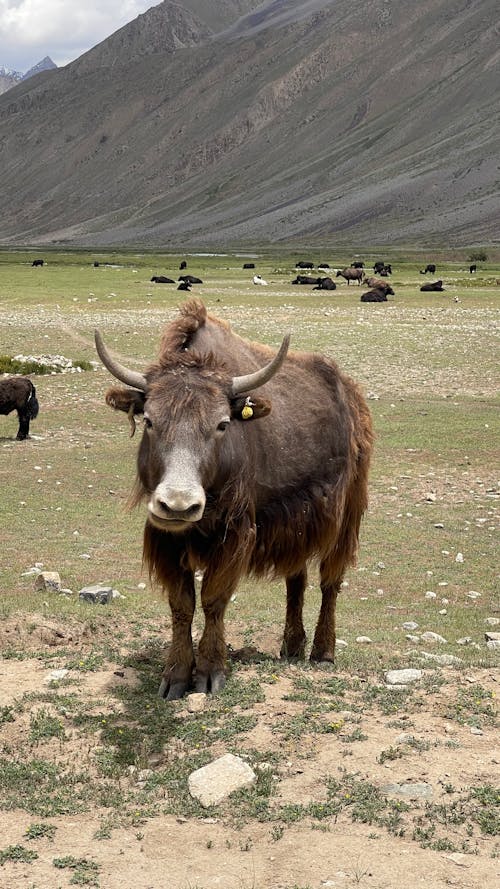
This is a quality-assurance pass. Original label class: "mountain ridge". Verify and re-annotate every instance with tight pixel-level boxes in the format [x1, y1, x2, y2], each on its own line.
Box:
[0, 0, 498, 248]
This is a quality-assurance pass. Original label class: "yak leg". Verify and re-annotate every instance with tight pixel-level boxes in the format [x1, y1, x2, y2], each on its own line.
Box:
[196, 569, 239, 694]
[158, 571, 196, 701]
[280, 569, 307, 659]
[16, 411, 30, 440]
[310, 557, 343, 663]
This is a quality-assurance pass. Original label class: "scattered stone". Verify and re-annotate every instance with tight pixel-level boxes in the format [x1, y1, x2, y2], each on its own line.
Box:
[470, 726, 483, 736]
[385, 669, 423, 685]
[419, 652, 462, 665]
[396, 733, 416, 744]
[485, 617, 500, 626]
[456, 637, 473, 645]
[486, 640, 500, 650]
[186, 693, 207, 713]
[137, 769, 154, 783]
[434, 523, 444, 528]
[382, 782, 433, 800]
[34, 571, 61, 593]
[78, 583, 114, 604]
[406, 634, 420, 643]
[485, 631, 500, 642]
[421, 631, 447, 644]
[425, 492, 437, 502]
[425, 591, 437, 599]
[45, 668, 69, 683]
[188, 754, 256, 808]
[336, 639, 348, 649]
[455, 552, 464, 563]
[466, 591, 481, 599]
[402, 621, 419, 631]
[445, 852, 472, 868]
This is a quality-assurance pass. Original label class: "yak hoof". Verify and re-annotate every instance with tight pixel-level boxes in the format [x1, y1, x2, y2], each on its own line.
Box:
[309, 649, 335, 664]
[195, 670, 226, 695]
[157, 677, 190, 701]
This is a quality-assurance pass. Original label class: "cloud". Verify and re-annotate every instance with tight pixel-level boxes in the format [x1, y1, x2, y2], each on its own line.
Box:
[0, 0, 158, 71]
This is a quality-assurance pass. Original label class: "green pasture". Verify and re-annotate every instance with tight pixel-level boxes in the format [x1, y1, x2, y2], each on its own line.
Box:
[0, 248, 498, 670]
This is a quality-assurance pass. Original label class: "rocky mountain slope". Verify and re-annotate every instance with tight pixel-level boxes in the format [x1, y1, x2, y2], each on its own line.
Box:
[0, 0, 498, 248]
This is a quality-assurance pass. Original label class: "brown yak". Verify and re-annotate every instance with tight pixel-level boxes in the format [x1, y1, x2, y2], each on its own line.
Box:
[96, 299, 373, 700]
[0, 376, 39, 440]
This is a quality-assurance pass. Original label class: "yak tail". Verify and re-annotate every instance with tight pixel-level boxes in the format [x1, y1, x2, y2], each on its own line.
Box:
[26, 384, 39, 420]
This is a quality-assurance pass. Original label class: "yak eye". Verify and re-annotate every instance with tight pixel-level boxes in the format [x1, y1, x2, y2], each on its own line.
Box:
[144, 416, 153, 429]
[217, 418, 230, 433]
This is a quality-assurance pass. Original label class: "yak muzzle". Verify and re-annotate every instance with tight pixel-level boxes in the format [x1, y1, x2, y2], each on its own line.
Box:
[147, 485, 206, 531]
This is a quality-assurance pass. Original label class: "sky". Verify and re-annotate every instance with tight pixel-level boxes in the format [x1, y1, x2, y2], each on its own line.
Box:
[0, 0, 160, 72]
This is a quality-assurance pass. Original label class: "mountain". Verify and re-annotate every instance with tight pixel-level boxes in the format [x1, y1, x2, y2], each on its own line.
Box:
[0, 0, 498, 249]
[0, 66, 23, 95]
[21, 56, 57, 81]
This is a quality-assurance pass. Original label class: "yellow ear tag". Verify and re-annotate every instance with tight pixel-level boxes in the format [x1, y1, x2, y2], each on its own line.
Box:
[241, 404, 254, 420]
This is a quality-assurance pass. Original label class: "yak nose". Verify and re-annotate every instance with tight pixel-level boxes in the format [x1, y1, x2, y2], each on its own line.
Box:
[149, 486, 206, 524]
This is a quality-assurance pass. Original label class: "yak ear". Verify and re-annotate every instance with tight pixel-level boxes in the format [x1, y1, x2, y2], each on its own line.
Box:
[230, 394, 272, 422]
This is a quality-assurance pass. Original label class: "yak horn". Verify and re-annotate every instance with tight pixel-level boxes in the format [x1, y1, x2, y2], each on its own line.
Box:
[94, 330, 148, 392]
[231, 334, 290, 395]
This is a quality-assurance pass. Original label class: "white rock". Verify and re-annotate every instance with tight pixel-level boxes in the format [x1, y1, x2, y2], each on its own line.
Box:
[188, 754, 256, 808]
[46, 668, 69, 683]
[455, 552, 464, 563]
[186, 693, 207, 713]
[402, 621, 419, 631]
[425, 591, 437, 599]
[385, 668, 423, 686]
[421, 631, 447, 644]
[34, 571, 62, 592]
[355, 636, 372, 644]
[419, 652, 462, 665]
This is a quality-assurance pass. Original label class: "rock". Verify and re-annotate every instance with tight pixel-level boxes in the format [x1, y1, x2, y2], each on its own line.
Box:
[356, 636, 372, 644]
[485, 617, 500, 626]
[45, 668, 69, 683]
[402, 621, 419, 631]
[467, 591, 481, 599]
[486, 640, 500, 650]
[419, 652, 462, 665]
[425, 591, 437, 599]
[78, 583, 114, 604]
[382, 782, 433, 800]
[385, 669, 423, 686]
[455, 552, 464, 562]
[470, 726, 483, 736]
[188, 754, 256, 808]
[34, 571, 61, 593]
[406, 634, 420, 643]
[485, 631, 500, 642]
[336, 639, 348, 649]
[186, 693, 207, 713]
[421, 631, 447, 644]
[456, 637, 473, 645]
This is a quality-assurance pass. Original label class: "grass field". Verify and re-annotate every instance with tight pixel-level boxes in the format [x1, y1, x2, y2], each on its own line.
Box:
[0, 248, 498, 889]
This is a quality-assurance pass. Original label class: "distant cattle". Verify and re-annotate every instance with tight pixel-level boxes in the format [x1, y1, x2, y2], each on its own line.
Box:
[318, 263, 330, 270]
[469, 264, 477, 274]
[420, 280, 445, 292]
[32, 259, 44, 267]
[292, 275, 322, 285]
[373, 262, 392, 275]
[313, 277, 336, 290]
[179, 275, 203, 284]
[243, 263, 255, 269]
[362, 277, 394, 295]
[93, 261, 100, 267]
[360, 288, 388, 302]
[420, 264, 436, 275]
[336, 267, 363, 285]
[179, 261, 187, 270]
[295, 261, 314, 269]
[351, 261, 364, 269]
[177, 281, 192, 291]
[0, 376, 39, 440]
[151, 276, 175, 284]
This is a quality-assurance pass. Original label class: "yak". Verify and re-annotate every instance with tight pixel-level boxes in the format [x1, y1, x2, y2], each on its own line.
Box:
[151, 275, 175, 284]
[179, 275, 203, 284]
[313, 277, 336, 290]
[362, 277, 394, 295]
[0, 376, 39, 440]
[420, 280, 445, 292]
[292, 275, 322, 285]
[243, 263, 255, 269]
[336, 268, 363, 285]
[420, 264, 436, 275]
[295, 261, 314, 269]
[32, 259, 44, 267]
[96, 299, 373, 701]
[361, 288, 388, 302]
[469, 264, 477, 274]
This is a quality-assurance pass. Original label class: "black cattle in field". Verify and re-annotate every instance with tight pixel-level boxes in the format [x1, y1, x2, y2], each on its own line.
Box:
[313, 277, 336, 290]
[318, 263, 330, 270]
[32, 259, 44, 267]
[469, 264, 477, 273]
[243, 263, 255, 269]
[361, 288, 387, 302]
[93, 261, 100, 267]
[151, 276, 175, 284]
[420, 280, 445, 292]
[0, 377, 39, 440]
[351, 261, 364, 269]
[362, 277, 394, 295]
[420, 264, 436, 274]
[179, 275, 203, 284]
[336, 267, 363, 285]
[177, 281, 192, 291]
[179, 261, 187, 270]
[373, 262, 392, 275]
[96, 298, 373, 700]
[292, 275, 322, 285]
[295, 261, 314, 269]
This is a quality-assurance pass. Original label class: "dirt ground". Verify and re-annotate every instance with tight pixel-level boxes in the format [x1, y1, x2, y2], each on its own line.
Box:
[0, 614, 498, 889]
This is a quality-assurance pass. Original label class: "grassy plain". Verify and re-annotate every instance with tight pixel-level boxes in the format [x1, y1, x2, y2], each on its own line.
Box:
[0, 248, 498, 888]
